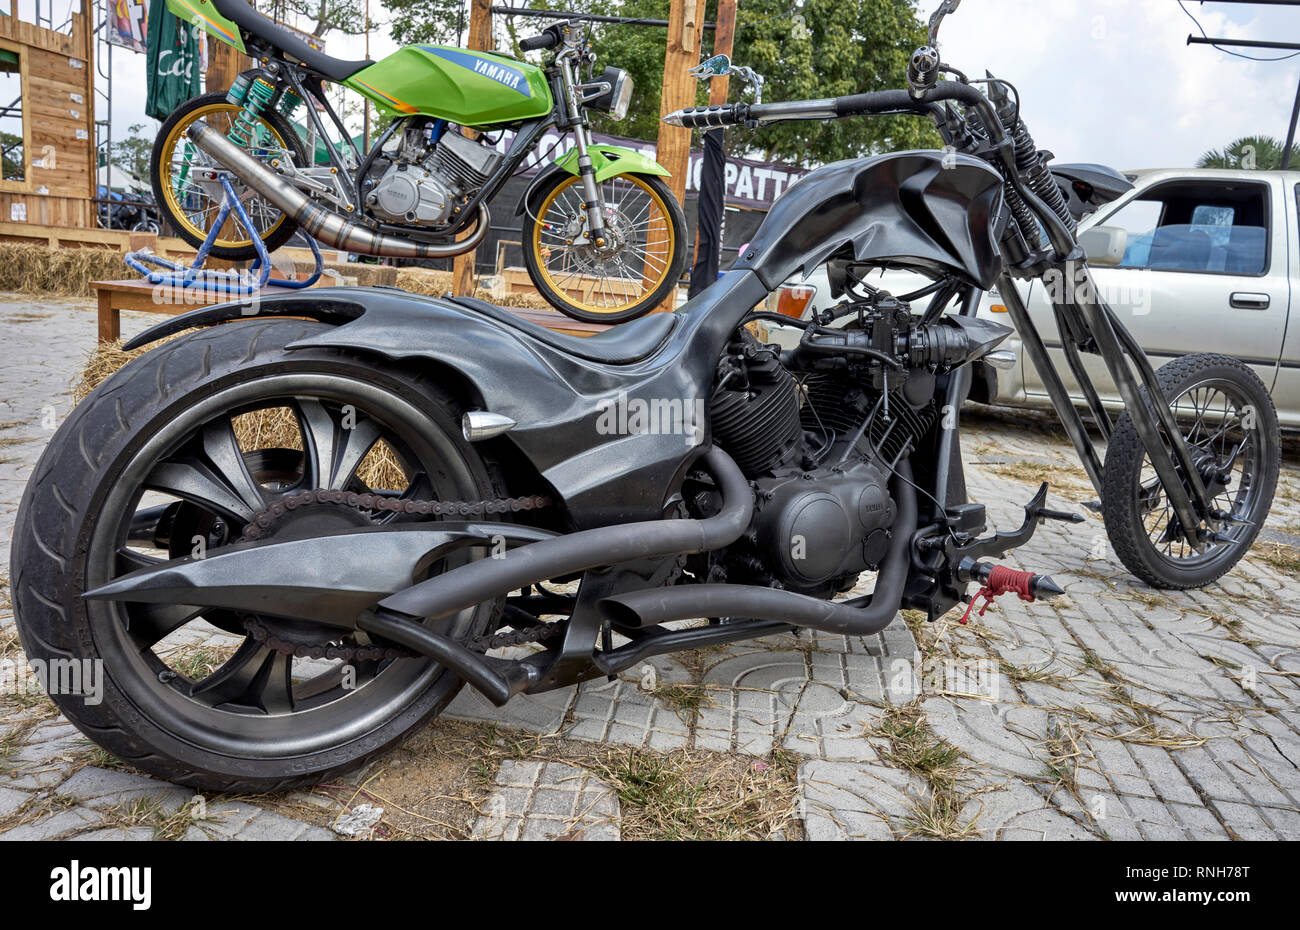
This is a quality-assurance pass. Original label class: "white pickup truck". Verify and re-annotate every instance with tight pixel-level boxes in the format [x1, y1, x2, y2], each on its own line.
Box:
[765, 167, 1300, 427]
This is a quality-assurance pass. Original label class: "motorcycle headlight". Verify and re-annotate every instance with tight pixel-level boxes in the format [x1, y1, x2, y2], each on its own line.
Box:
[591, 67, 633, 121]
[609, 71, 633, 121]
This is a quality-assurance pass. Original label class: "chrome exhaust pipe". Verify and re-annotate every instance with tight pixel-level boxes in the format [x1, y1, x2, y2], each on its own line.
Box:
[186, 120, 489, 259]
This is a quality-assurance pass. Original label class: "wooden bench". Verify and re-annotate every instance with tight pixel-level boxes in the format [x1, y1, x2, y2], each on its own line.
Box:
[91, 277, 612, 343]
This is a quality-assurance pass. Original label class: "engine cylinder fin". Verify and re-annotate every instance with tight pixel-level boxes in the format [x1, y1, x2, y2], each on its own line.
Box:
[710, 352, 803, 477]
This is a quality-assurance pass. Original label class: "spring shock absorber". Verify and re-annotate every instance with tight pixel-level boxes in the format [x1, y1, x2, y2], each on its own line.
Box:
[276, 86, 303, 122]
[983, 75, 1076, 238]
[1010, 119, 1076, 233]
[225, 72, 278, 148]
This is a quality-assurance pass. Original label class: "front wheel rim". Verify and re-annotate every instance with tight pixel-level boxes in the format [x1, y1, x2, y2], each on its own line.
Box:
[531, 173, 676, 315]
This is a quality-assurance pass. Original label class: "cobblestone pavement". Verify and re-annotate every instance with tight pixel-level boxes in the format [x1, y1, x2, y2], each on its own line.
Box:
[1, 296, 1298, 840]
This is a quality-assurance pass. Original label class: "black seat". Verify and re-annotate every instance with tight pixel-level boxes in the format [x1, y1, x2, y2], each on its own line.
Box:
[210, 0, 374, 81]
[445, 296, 678, 365]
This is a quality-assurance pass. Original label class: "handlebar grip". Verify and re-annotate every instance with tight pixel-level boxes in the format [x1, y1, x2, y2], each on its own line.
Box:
[662, 103, 748, 129]
[519, 31, 560, 52]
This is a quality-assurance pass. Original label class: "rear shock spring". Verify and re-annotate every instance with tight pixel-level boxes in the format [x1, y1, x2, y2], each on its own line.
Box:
[225, 74, 278, 149]
[276, 86, 303, 122]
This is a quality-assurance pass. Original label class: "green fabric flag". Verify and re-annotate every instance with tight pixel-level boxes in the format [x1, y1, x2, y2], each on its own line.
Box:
[145, 0, 203, 121]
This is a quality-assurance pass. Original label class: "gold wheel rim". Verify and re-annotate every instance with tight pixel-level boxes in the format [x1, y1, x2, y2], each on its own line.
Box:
[160, 102, 293, 250]
[531, 173, 676, 315]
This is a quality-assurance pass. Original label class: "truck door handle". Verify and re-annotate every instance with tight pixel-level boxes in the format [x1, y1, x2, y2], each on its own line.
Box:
[1230, 292, 1270, 310]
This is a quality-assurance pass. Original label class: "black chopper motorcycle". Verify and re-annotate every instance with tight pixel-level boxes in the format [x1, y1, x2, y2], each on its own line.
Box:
[9, 1, 1277, 790]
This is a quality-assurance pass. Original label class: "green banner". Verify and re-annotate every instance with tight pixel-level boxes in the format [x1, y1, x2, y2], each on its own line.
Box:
[145, 0, 202, 121]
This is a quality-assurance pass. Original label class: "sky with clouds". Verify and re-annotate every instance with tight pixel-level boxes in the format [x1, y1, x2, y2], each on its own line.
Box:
[105, 0, 1300, 172]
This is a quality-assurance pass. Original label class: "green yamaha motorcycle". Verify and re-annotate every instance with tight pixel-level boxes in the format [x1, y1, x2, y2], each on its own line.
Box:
[152, 1, 687, 322]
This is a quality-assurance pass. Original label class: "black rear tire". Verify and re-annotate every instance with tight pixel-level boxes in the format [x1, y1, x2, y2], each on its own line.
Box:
[1101, 353, 1278, 589]
[10, 320, 502, 792]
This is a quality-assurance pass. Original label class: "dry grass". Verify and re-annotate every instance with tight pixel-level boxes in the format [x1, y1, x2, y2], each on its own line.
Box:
[100, 796, 206, 841]
[999, 658, 1070, 686]
[251, 719, 801, 841]
[646, 683, 713, 722]
[868, 701, 978, 839]
[1041, 717, 1086, 791]
[1252, 541, 1300, 577]
[589, 748, 798, 841]
[0, 244, 131, 297]
[165, 643, 242, 682]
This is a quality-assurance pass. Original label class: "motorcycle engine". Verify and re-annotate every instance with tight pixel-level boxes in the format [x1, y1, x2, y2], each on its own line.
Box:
[702, 332, 933, 595]
[366, 122, 502, 227]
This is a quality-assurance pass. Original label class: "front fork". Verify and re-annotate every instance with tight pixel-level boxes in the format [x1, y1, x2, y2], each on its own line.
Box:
[559, 57, 609, 244]
[998, 262, 1217, 551]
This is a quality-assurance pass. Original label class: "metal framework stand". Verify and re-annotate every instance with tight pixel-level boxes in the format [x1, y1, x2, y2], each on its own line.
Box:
[124, 174, 322, 296]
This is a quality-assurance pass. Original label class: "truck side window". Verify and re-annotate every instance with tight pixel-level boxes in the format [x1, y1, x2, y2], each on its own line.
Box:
[1099, 180, 1268, 275]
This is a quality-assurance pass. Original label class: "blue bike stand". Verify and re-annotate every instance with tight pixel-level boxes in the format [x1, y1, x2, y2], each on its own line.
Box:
[125, 174, 323, 296]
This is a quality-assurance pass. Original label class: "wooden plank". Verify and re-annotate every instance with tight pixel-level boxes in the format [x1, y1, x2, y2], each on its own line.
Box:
[1, 20, 78, 57]
[0, 220, 193, 253]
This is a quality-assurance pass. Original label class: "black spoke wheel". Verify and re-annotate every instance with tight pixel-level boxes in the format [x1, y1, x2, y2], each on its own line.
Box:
[10, 320, 506, 791]
[1102, 353, 1279, 589]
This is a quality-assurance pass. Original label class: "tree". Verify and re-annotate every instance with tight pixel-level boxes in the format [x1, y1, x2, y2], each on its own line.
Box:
[1198, 135, 1300, 171]
[385, 0, 472, 46]
[258, 0, 365, 38]
[729, 0, 940, 163]
[114, 124, 154, 181]
[395, 0, 939, 166]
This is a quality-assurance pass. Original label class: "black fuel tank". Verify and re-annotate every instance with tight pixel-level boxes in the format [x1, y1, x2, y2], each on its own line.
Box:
[734, 150, 1007, 290]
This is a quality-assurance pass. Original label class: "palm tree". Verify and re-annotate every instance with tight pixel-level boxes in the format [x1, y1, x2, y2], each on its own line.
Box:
[1198, 135, 1300, 170]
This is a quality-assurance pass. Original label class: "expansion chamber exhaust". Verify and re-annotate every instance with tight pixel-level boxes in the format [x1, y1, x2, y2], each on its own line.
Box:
[186, 120, 489, 259]
[357, 448, 921, 706]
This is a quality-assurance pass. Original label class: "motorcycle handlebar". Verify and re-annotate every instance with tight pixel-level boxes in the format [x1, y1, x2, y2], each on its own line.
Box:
[663, 80, 1077, 258]
[662, 103, 750, 129]
[519, 30, 560, 52]
[665, 83, 1001, 136]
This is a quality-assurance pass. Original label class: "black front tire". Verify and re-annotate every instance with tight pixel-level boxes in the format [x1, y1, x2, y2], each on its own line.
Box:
[521, 171, 687, 324]
[1102, 353, 1279, 589]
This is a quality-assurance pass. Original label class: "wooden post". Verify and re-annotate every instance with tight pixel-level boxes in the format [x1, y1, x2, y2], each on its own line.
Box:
[653, 0, 706, 312]
[205, 35, 250, 95]
[708, 0, 737, 109]
[691, 0, 736, 270]
[452, 0, 493, 297]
